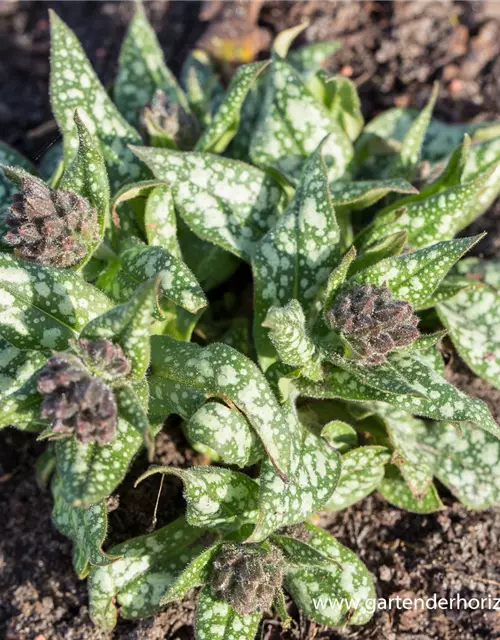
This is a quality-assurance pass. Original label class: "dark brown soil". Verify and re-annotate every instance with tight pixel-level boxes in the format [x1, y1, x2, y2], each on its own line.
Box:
[1, 2, 500, 639]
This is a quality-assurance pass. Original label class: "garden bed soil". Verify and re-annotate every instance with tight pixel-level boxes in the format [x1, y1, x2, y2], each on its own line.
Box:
[1, 2, 500, 639]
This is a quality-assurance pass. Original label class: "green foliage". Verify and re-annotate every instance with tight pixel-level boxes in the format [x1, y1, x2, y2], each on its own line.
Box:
[3, 5, 500, 639]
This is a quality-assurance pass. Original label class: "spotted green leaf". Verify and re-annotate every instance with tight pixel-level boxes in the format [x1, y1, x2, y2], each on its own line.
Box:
[376, 405, 435, 498]
[329, 178, 417, 210]
[59, 110, 109, 259]
[115, 3, 188, 127]
[321, 420, 358, 453]
[55, 377, 149, 507]
[148, 376, 206, 423]
[249, 56, 353, 183]
[389, 83, 438, 180]
[424, 421, 500, 509]
[119, 242, 207, 314]
[180, 49, 224, 127]
[161, 543, 221, 606]
[0, 253, 111, 350]
[89, 516, 203, 630]
[312, 72, 364, 142]
[51, 474, 117, 578]
[137, 465, 259, 529]
[252, 137, 341, 367]
[365, 165, 499, 248]
[288, 40, 341, 77]
[322, 247, 356, 314]
[131, 146, 283, 261]
[0, 339, 46, 403]
[455, 256, 500, 287]
[437, 278, 500, 390]
[298, 352, 500, 437]
[263, 300, 322, 380]
[0, 374, 44, 432]
[150, 335, 299, 479]
[325, 446, 391, 510]
[81, 276, 158, 378]
[186, 401, 263, 468]
[144, 185, 181, 256]
[348, 231, 408, 276]
[196, 61, 270, 154]
[272, 534, 337, 568]
[353, 235, 482, 309]
[49, 11, 145, 189]
[195, 584, 261, 640]
[285, 523, 375, 626]
[114, 382, 154, 457]
[248, 424, 341, 543]
[379, 465, 443, 513]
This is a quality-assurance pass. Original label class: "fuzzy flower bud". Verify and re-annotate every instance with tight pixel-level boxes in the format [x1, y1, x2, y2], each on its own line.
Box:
[141, 90, 199, 150]
[5, 177, 99, 268]
[71, 338, 131, 382]
[37, 339, 130, 445]
[326, 283, 420, 366]
[210, 543, 284, 615]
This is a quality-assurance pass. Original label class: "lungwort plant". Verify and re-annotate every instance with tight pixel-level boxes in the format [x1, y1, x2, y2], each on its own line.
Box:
[2, 5, 500, 637]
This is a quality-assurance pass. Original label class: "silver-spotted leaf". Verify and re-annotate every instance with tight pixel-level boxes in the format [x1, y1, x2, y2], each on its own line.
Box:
[137, 465, 259, 529]
[144, 185, 181, 257]
[263, 300, 322, 380]
[329, 178, 417, 210]
[437, 275, 500, 390]
[298, 352, 500, 437]
[148, 375, 206, 423]
[250, 56, 353, 183]
[353, 235, 482, 309]
[248, 420, 341, 543]
[252, 137, 341, 368]
[49, 11, 145, 189]
[321, 420, 358, 453]
[131, 146, 283, 261]
[51, 474, 117, 578]
[119, 242, 207, 314]
[161, 543, 221, 605]
[0, 374, 44, 432]
[115, 3, 188, 127]
[365, 165, 499, 248]
[150, 335, 299, 479]
[195, 584, 261, 640]
[81, 276, 158, 378]
[424, 421, 500, 509]
[186, 401, 263, 468]
[0, 339, 46, 403]
[55, 415, 143, 507]
[285, 523, 375, 626]
[196, 61, 270, 153]
[88, 516, 203, 630]
[325, 446, 391, 511]
[0, 253, 111, 350]
[376, 404, 435, 498]
[59, 110, 109, 258]
[379, 465, 443, 513]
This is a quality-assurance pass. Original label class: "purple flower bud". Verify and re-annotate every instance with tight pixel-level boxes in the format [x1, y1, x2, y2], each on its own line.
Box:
[326, 283, 420, 366]
[36, 339, 128, 446]
[210, 543, 284, 615]
[5, 177, 99, 268]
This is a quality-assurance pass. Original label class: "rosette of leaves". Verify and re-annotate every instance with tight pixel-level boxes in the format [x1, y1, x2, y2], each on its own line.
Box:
[0, 3, 500, 638]
[87, 462, 375, 636]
